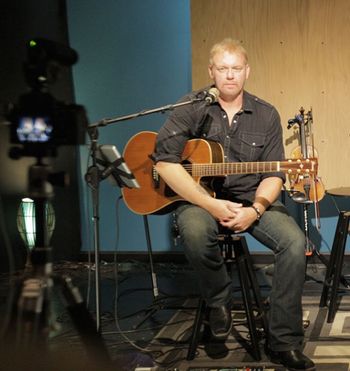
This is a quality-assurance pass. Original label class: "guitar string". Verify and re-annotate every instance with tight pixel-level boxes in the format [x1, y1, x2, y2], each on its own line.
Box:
[180, 160, 315, 176]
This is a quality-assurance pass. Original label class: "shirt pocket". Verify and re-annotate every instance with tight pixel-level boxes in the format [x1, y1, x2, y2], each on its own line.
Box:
[239, 132, 266, 162]
[204, 125, 223, 141]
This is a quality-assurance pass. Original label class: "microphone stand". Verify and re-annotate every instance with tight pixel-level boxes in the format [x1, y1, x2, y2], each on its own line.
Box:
[85, 95, 204, 331]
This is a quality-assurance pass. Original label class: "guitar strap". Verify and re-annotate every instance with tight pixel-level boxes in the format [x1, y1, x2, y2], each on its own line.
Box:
[195, 113, 213, 139]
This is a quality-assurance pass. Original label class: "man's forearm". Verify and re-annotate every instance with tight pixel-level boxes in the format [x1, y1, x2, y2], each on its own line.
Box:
[154, 161, 215, 209]
[253, 177, 283, 214]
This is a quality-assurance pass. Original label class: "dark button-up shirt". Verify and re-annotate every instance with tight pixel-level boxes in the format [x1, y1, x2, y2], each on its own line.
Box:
[152, 89, 286, 202]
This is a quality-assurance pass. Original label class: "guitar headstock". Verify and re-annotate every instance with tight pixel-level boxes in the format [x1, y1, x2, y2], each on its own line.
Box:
[283, 157, 318, 175]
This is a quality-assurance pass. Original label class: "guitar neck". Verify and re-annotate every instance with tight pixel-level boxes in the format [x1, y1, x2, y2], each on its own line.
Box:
[189, 160, 304, 177]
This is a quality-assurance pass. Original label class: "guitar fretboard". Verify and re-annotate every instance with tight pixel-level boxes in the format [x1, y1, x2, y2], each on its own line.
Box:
[189, 161, 281, 176]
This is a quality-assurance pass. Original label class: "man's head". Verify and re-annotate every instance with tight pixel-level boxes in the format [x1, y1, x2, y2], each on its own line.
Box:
[208, 38, 250, 101]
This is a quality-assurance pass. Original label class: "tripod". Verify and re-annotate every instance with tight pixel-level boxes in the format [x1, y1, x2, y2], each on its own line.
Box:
[5, 160, 110, 368]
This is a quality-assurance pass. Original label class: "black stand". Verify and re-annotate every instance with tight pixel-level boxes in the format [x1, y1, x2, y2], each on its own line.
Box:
[286, 109, 348, 285]
[320, 210, 350, 322]
[319, 187, 350, 321]
[291, 190, 350, 288]
[303, 202, 329, 267]
[86, 94, 206, 330]
[143, 215, 159, 300]
[85, 127, 103, 332]
[5, 161, 110, 367]
[85, 128, 140, 331]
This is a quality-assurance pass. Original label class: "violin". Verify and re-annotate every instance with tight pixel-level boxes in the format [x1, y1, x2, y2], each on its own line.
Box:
[288, 107, 325, 202]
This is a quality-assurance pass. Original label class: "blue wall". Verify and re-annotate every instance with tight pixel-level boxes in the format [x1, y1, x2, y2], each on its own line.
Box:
[66, 0, 191, 252]
[66, 0, 349, 253]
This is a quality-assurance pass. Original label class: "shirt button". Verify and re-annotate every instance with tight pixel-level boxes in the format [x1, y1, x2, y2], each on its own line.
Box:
[233, 120, 237, 123]
[223, 114, 227, 118]
[226, 135, 229, 139]
[252, 142, 256, 146]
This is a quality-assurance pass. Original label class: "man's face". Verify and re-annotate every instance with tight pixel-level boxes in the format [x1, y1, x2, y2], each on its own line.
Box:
[208, 50, 250, 100]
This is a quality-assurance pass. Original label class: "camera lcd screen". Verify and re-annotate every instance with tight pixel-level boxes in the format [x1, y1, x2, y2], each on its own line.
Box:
[17, 116, 53, 143]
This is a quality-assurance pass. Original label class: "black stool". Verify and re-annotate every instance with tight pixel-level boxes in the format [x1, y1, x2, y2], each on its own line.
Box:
[187, 234, 267, 361]
[319, 194, 350, 323]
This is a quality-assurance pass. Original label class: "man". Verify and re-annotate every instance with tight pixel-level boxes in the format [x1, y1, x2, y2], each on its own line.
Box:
[152, 38, 315, 371]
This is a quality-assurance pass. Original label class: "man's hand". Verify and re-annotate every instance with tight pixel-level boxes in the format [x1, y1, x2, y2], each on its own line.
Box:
[207, 199, 243, 222]
[219, 206, 257, 233]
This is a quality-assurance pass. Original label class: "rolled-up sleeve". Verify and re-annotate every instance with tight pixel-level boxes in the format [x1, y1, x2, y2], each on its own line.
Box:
[260, 108, 286, 183]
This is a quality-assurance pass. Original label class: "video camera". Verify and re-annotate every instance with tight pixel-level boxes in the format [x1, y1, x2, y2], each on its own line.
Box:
[8, 38, 87, 158]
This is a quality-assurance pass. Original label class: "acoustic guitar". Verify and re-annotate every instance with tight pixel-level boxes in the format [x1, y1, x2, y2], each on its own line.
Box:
[122, 131, 318, 215]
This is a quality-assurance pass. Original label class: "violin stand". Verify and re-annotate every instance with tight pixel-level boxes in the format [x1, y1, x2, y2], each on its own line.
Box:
[302, 201, 350, 288]
[303, 202, 328, 265]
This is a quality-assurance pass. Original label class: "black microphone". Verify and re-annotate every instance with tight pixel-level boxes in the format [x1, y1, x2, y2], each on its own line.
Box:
[204, 87, 219, 105]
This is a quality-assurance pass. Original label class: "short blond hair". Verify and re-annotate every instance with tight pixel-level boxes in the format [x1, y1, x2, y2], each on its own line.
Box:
[209, 38, 248, 65]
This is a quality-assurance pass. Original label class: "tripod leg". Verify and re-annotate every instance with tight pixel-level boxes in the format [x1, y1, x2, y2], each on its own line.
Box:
[57, 275, 111, 366]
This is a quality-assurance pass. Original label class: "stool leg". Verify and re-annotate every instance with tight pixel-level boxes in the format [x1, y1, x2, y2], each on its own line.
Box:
[238, 236, 268, 334]
[187, 298, 207, 361]
[234, 238, 262, 361]
[320, 212, 345, 308]
[326, 212, 350, 323]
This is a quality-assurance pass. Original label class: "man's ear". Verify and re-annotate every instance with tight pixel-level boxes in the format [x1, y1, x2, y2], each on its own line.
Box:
[245, 64, 250, 79]
[208, 65, 214, 79]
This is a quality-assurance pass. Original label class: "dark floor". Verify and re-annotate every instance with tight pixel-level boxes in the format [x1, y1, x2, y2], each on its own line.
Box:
[1, 257, 350, 371]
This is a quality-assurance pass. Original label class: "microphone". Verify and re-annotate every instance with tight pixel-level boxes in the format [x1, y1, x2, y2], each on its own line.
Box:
[204, 87, 219, 105]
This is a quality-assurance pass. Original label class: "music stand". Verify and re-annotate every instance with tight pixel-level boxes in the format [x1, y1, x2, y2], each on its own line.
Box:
[85, 142, 139, 331]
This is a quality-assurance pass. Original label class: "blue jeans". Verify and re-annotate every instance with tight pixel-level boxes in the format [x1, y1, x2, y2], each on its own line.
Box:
[175, 200, 306, 351]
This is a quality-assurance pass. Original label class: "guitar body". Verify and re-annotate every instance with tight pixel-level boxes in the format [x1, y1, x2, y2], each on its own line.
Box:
[122, 131, 224, 215]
